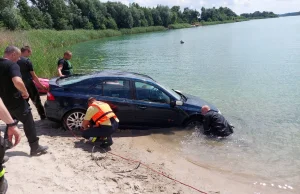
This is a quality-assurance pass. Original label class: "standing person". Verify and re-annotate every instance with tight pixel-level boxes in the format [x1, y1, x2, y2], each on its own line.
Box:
[201, 105, 234, 137]
[57, 51, 73, 77]
[0, 97, 22, 194]
[81, 97, 119, 148]
[17, 46, 47, 120]
[0, 46, 48, 156]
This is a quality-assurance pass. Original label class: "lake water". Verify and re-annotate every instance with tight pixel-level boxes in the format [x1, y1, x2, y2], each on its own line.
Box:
[72, 16, 300, 193]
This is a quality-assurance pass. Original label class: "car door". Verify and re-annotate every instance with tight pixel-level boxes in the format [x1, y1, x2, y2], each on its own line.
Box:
[59, 78, 95, 110]
[90, 79, 135, 125]
[132, 81, 183, 127]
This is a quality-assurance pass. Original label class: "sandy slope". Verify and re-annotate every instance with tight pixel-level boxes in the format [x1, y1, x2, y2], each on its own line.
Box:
[0, 96, 290, 194]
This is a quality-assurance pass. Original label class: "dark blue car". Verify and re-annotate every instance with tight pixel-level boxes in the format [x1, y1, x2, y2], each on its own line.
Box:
[45, 70, 220, 130]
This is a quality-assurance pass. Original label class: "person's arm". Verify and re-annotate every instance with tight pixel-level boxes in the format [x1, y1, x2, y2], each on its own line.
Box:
[203, 114, 212, 135]
[0, 98, 21, 146]
[27, 59, 47, 90]
[12, 77, 29, 99]
[30, 71, 47, 90]
[57, 59, 64, 77]
[82, 106, 97, 129]
[57, 64, 63, 77]
[82, 120, 90, 130]
[9, 63, 29, 99]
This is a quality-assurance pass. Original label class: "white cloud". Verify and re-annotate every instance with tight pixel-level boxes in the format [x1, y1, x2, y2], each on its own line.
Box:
[101, 0, 300, 14]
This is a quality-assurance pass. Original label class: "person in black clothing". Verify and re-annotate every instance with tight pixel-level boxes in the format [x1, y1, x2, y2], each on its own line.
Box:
[201, 105, 234, 137]
[57, 51, 73, 77]
[17, 46, 48, 120]
[0, 46, 48, 156]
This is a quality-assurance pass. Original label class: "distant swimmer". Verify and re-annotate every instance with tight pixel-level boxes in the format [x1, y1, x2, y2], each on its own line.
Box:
[180, 40, 184, 44]
[201, 105, 234, 137]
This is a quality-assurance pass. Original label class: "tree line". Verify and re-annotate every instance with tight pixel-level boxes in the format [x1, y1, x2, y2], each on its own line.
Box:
[0, 0, 278, 30]
[279, 11, 300, 17]
[240, 11, 277, 19]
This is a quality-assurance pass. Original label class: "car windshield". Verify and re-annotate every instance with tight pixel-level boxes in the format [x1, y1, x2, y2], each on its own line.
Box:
[157, 83, 181, 101]
[57, 74, 90, 86]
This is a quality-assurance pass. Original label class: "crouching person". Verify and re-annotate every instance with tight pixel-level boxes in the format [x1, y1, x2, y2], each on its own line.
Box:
[201, 105, 234, 137]
[81, 97, 119, 148]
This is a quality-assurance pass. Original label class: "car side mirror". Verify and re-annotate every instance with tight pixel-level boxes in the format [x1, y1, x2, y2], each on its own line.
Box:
[171, 100, 183, 107]
[176, 100, 183, 106]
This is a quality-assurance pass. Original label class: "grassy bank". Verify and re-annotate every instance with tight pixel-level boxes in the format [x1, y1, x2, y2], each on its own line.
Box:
[0, 26, 166, 78]
[120, 26, 166, 35]
[168, 23, 192, 29]
[201, 19, 249, 26]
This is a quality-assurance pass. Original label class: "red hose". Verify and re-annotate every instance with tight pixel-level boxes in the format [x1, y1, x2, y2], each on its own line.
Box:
[68, 129, 207, 194]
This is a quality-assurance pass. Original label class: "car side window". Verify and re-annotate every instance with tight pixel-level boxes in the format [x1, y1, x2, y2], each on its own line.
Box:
[135, 82, 170, 104]
[69, 79, 93, 92]
[100, 80, 130, 99]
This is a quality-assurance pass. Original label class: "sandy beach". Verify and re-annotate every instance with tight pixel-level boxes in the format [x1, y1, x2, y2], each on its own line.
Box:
[0, 96, 290, 194]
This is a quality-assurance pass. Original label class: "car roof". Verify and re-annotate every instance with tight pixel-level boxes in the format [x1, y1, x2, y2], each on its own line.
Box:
[87, 70, 156, 82]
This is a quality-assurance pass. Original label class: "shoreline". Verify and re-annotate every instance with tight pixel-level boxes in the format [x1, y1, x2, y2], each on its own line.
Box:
[1, 96, 291, 194]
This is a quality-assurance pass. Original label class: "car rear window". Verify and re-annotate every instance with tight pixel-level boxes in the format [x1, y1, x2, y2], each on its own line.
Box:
[57, 74, 91, 86]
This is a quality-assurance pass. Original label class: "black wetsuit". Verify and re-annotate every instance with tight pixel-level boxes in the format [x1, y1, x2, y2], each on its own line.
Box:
[203, 110, 233, 137]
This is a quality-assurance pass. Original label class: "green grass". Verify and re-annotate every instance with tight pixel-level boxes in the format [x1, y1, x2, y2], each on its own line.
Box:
[201, 19, 249, 26]
[168, 23, 192, 29]
[120, 26, 166, 35]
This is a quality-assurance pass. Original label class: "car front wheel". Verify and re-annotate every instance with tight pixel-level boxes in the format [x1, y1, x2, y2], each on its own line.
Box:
[63, 109, 86, 131]
[184, 117, 203, 129]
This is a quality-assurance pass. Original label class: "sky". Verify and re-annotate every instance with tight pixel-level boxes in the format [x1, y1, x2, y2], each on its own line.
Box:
[102, 0, 300, 15]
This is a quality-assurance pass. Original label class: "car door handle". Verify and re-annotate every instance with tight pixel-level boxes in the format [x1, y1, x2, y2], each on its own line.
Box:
[137, 105, 147, 110]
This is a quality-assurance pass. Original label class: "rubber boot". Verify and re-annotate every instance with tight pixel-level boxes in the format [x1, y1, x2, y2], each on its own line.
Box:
[0, 177, 8, 194]
[29, 140, 48, 156]
[100, 136, 113, 148]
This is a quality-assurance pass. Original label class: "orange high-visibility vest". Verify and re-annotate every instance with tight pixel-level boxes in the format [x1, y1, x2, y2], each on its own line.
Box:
[90, 101, 117, 126]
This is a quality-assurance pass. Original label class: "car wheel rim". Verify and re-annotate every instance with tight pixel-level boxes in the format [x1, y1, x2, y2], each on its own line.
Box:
[66, 112, 85, 131]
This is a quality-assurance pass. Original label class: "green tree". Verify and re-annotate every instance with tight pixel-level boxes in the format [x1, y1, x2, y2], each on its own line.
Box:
[143, 8, 153, 26]
[30, 0, 71, 30]
[106, 2, 133, 28]
[156, 5, 171, 27]
[130, 6, 141, 27]
[18, 0, 50, 29]
[183, 7, 200, 23]
[151, 9, 162, 26]
[1, 7, 30, 30]
[105, 17, 118, 30]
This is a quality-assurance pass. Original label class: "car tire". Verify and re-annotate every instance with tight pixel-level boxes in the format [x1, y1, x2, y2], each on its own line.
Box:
[184, 117, 203, 129]
[63, 109, 86, 131]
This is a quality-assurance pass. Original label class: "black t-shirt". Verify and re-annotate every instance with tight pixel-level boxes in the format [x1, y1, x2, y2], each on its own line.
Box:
[17, 56, 34, 81]
[0, 58, 23, 109]
[203, 110, 233, 137]
[57, 58, 72, 76]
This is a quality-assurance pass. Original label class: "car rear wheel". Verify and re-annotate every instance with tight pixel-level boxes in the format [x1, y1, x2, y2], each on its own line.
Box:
[63, 110, 86, 131]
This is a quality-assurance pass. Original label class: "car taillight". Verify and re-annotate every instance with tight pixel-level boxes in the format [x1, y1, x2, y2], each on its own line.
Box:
[47, 92, 55, 101]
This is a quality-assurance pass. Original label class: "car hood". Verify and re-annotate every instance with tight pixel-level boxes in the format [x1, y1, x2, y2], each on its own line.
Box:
[183, 93, 219, 112]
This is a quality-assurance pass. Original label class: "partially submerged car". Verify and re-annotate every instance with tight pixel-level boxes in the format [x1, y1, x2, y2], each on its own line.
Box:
[44, 70, 220, 130]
